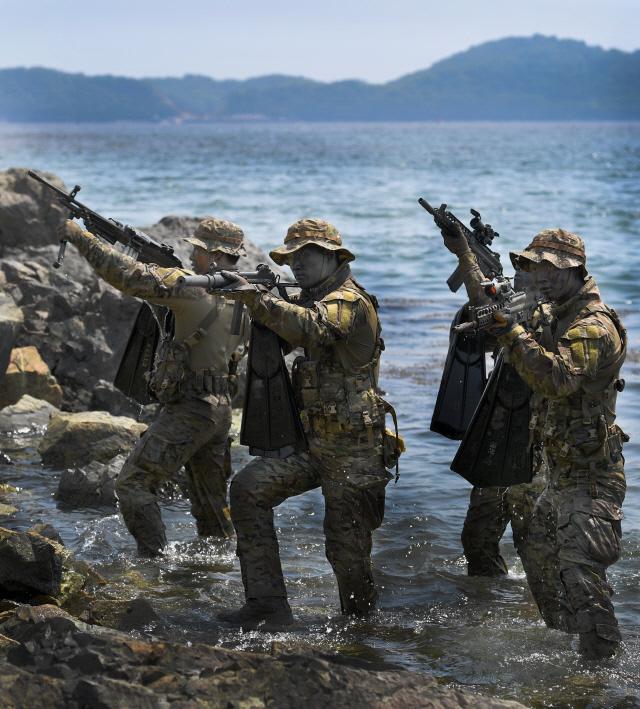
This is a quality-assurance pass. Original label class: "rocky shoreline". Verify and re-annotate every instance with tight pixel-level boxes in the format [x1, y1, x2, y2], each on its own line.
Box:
[0, 168, 526, 708]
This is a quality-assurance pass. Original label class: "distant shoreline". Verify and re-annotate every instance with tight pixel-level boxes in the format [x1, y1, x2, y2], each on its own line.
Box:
[2, 36, 639, 123]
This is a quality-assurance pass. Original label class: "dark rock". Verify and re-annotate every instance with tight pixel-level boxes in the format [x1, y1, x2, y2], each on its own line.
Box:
[56, 455, 126, 508]
[116, 598, 159, 632]
[0, 291, 23, 390]
[0, 168, 67, 255]
[0, 605, 527, 709]
[29, 524, 64, 546]
[0, 529, 64, 598]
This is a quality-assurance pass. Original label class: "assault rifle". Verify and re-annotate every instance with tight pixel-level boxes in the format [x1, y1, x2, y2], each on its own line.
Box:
[178, 264, 296, 295]
[28, 170, 181, 269]
[454, 277, 546, 335]
[418, 198, 502, 292]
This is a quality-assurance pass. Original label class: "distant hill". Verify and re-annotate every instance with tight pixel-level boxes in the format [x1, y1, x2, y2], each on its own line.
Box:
[1, 36, 639, 122]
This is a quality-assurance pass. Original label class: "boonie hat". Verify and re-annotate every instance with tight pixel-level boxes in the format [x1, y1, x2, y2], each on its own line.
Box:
[510, 228, 586, 271]
[184, 218, 246, 257]
[269, 218, 355, 266]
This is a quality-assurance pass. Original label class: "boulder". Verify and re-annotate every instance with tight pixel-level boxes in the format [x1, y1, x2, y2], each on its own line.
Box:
[56, 454, 126, 508]
[0, 168, 67, 255]
[38, 411, 146, 468]
[0, 292, 23, 387]
[0, 395, 58, 439]
[0, 528, 65, 598]
[0, 346, 63, 409]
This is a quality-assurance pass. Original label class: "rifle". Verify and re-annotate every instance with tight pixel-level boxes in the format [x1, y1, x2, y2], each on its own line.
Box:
[454, 276, 546, 335]
[178, 264, 296, 295]
[28, 170, 181, 269]
[418, 198, 502, 292]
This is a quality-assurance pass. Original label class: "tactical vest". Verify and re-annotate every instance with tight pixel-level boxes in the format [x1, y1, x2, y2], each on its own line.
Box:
[536, 298, 627, 493]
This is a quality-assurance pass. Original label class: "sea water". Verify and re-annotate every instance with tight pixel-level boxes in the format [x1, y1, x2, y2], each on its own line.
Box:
[1, 121, 639, 707]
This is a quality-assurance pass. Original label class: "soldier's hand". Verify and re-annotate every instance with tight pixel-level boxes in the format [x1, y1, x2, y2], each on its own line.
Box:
[57, 219, 85, 244]
[488, 311, 514, 335]
[219, 271, 259, 303]
[441, 223, 470, 257]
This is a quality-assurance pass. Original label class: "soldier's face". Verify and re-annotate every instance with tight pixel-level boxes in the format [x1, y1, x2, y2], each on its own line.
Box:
[291, 245, 340, 288]
[527, 261, 581, 303]
[190, 246, 211, 274]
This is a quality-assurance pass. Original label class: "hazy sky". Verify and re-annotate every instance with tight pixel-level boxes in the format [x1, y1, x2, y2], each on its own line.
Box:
[1, 0, 637, 82]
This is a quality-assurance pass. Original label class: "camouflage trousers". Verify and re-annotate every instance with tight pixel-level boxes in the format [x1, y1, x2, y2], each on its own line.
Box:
[116, 396, 234, 555]
[461, 470, 546, 576]
[230, 432, 390, 615]
[523, 462, 625, 646]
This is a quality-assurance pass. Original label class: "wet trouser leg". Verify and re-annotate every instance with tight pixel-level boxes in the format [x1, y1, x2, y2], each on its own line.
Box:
[505, 471, 547, 578]
[461, 486, 509, 576]
[116, 400, 232, 555]
[322, 472, 387, 615]
[185, 431, 234, 538]
[526, 485, 623, 652]
[230, 453, 320, 600]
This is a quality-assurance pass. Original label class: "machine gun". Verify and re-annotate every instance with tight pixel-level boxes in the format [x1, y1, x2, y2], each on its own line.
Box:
[453, 277, 546, 335]
[418, 198, 502, 292]
[180, 265, 306, 460]
[28, 170, 181, 269]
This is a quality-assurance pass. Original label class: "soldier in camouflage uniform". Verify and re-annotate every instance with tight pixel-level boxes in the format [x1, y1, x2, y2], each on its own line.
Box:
[217, 218, 399, 628]
[446, 225, 627, 658]
[443, 227, 548, 577]
[492, 229, 627, 659]
[59, 218, 250, 556]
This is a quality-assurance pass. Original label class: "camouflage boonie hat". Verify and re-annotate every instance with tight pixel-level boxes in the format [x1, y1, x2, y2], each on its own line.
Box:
[184, 218, 246, 257]
[510, 228, 586, 271]
[269, 218, 355, 266]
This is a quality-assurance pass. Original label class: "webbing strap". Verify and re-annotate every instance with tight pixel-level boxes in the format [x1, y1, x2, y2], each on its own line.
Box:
[182, 302, 222, 350]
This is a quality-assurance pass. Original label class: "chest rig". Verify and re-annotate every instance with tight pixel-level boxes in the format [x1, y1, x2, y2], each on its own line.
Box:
[537, 300, 627, 495]
[148, 301, 229, 404]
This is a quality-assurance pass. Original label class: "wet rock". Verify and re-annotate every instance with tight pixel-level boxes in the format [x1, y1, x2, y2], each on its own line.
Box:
[88, 597, 159, 632]
[56, 455, 126, 508]
[0, 503, 18, 518]
[29, 524, 64, 546]
[0, 168, 68, 255]
[0, 346, 63, 409]
[0, 292, 23, 388]
[0, 528, 64, 598]
[0, 605, 526, 709]
[0, 395, 58, 448]
[38, 411, 146, 468]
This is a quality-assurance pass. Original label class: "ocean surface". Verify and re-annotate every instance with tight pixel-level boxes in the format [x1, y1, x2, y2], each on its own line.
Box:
[1, 121, 639, 708]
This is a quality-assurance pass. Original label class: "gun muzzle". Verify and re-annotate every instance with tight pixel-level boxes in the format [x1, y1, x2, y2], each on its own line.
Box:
[418, 197, 436, 215]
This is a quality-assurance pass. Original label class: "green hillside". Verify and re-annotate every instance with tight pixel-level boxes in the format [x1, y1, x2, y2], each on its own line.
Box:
[1, 36, 638, 122]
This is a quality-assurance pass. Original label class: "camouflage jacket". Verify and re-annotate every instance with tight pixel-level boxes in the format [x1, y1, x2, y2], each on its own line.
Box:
[498, 278, 627, 487]
[70, 229, 249, 400]
[242, 263, 386, 440]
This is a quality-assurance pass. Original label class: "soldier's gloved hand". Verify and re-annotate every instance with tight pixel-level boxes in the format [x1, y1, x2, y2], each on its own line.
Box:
[219, 271, 260, 304]
[489, 311, 515, 335]
[57, 219, 85, 244]
[437, 215, 470, 257]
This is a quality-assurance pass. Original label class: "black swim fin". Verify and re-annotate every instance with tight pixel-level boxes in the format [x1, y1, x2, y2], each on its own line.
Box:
[451, 352, 533, 487]
[430, 307, 487, 440]
[114, 303, 170, 405]
[240, 323, 307, 458]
